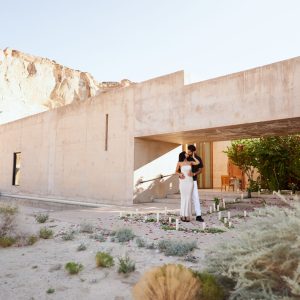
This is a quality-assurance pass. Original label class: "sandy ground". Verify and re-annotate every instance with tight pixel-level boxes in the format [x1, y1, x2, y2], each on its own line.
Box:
[0, 196, 289, 300]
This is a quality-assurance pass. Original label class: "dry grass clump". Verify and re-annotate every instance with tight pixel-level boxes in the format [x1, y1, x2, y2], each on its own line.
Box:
[65, 262, 83, 275]
[39, 227, 53, 239]
[114, 228, 135, 243]
[132, 264, 201, 300]
[207, 203, 300, 299]
[0, 204, 18, 247]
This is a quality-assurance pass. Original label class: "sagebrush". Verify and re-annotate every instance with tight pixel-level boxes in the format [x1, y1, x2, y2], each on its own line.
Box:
[207, 203, 300, 299]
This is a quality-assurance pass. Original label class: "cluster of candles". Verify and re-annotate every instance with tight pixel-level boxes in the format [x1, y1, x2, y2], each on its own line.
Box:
[119, 205, 248, 232]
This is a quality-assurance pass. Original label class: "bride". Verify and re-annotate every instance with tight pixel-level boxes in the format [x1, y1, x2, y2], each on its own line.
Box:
[175, 151, 200, 222]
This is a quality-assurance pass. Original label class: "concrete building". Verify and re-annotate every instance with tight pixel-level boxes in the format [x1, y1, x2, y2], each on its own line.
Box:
[1, 57, 300, 205]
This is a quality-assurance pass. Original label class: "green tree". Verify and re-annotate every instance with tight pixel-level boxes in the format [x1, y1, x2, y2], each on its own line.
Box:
[224, 139, 257, 197]
[225, 135, 300, 193]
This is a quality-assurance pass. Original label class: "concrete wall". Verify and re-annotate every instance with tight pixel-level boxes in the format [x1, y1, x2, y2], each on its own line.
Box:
[134, 57, 300, 140]
[0, 87, 135, 205]
[133, 138, 181, 203]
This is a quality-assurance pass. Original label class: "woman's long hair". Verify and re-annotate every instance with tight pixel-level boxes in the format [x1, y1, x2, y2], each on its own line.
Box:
[178, 151, 186, 162]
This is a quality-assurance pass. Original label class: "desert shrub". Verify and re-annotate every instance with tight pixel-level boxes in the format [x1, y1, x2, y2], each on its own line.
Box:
[65, 262, 83, 275]
[118, 255, 135, 274]
[132, 264, 201, 300]
[158, 239, 197, 256]
[95, 252, 114, 268]
[0, 205, 17, 236]
[0, 236, 16, 247]
[146, 242, 156, 249]
[136, 237, 146, 248]
[39, 227, 53, 239]
[89, 233, 106, 242]
[46, 288, 55, 294]
[114, 228, 135, 243]
[35, 213, 49, 223]
[80, 223, 94, 233]
[193, 271, 224, 300]
[0, 205, 18, 215]
[77, 243, 87, 251]
[207, 203, 300, 299]
[27, 235, 38, 245]
[61, 231, 75, 241]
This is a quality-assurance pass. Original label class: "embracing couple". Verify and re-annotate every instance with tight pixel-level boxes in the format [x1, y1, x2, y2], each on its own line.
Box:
[175, 145, 204, 223]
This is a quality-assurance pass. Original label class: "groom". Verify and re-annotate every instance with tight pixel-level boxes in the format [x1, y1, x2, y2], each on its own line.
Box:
[187, 145, 204, 222]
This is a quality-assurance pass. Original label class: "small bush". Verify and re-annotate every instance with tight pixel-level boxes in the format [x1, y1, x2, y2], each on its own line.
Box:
[192, 271, 224, 300]
[61, 231, 75, 241]
[158, 239, 197, 256]
[136, 237, 146, 248]
[0, 205, 17, 236]
[118, 255, 135, 274]
[96, 252, 114, 268]
[39, 227, 53, 239]
[77, 243, 87, 251]
[35, 213, 49, 223]
[80, 223, 94, 233]
[0, 236, 16, 247]
[27, 235, 38, 245]
[46, 288, 55, 294]
[132, 264, 201, 300]
[65, 262, 83, 275]
[146, 242, 156, 250]
[0, 205, 18, 215]
[115, 228, 135, 243]
[89, 233, 106, 242]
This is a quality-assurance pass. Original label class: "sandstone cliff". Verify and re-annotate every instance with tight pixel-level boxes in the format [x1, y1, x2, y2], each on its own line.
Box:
[0, 48, 133, 125]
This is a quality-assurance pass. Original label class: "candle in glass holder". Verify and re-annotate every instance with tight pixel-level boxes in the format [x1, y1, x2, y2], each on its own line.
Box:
[156, 212, 160, 223]
[217, 205, 220, 211]
[169, 217, 172, 224]
[222, 198, 225, 208]
[227, 211, 231, 219]
[209, 206, 212, 214]
[119, 211, 123, 218]
[218, 212, 222, 220]
[228, 221, 232, 228]
[176, 219, 179, 230]
[244, 210, 247, 217]
[224, 217, 228, 224]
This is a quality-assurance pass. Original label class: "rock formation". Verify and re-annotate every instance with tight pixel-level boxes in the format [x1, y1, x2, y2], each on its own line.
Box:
[0, 48, 133, 125]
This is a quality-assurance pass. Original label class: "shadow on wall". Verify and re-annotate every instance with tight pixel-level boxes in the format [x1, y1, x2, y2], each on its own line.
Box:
[133, 138, 182, 203]
[134, 174, 179, 203]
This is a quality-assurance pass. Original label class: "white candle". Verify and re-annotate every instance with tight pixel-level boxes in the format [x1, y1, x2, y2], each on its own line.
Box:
[222, 198, 225, 208]
[209, 206, 212, 214]
[144, 215, 148, 222]
[228, 211, 231, 219]
[164, 207, 167, 216]
[244, 210, 247, 217]
[224, 217, 228, 224]
[169, 217, 172, 224]
[217, 205, 220, 212]
[176, 219, 179, 230]
[119, 211, 123, 218]
[228, 221, 232, 228]
[156, 212, 160, 223]
[218, 211, 222, 220]
[213, 205, 216, 212]
[202, 222, 206, 230]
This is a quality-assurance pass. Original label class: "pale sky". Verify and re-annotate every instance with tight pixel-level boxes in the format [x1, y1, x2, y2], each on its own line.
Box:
[1, 0, 300, 83]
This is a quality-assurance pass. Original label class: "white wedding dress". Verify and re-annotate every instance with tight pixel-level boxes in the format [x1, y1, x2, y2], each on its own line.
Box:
[179, 165, 193, 217]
